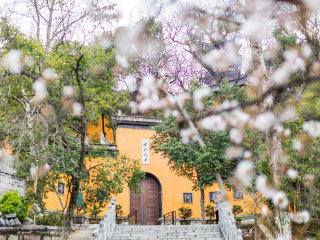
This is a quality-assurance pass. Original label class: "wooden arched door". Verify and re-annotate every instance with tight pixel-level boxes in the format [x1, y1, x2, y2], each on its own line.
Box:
[130, 176, 160, 225]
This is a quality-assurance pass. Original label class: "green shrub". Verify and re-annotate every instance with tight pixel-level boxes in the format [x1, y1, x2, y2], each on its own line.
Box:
[232, 204, 243, 218]
[178, 206, 193, 220]
[116, 204, 123, 219]
[205, 205, 215, 219]
[35, 211, 64, 226]
[0, 190, 29, 222]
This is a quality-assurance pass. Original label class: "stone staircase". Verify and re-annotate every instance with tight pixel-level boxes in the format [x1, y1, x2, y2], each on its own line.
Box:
[111, 224, 224, 240]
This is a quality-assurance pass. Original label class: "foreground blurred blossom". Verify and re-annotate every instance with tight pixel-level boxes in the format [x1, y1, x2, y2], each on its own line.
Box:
[42, 68, 56, 81]
[256, 175, 276, 198]
[125, 75, 137, 92]
[227, 109, 250, 128]
[272, 191, 289, 209]
[243, 151, 252, 159]
[139, 75, 157, 98]
[115, 54, 129, 68]
[176, 93, 190, 107]
[242, 14, 270, 41]
[225, 146, 244, 160]
[261, 206, 268, 216]
[71, 102, 82, 116]
[193, 87, 211, 110]
[302, 0, 320, 12]
[32, 79, 48, 102]
[284, 129, 291, 137]
[30, 164, 50, 180]
[30, 165, 38, 180]
[129, 101, 138, 114]
[305, 174, 315, 187]
[220, 100, 239, 111]
[230, 128, 243, 144]
[235, 160, 254, 187]
[180, 128, 197, 144]
[63, 86, 74, 97]
[289, 210, 310, 224]
[200, 115, 226, 132]
[279, 107, 297, 122]
[139, 98, 153, 112]
[253, 111, 277, 132]
[302, 44, 312, 58]
[0, 150, 4, 162]
[286, 169, 298, 180]
[293, 140, 303, 151]
[303, 121, 320, 138]
[2, 49, 23, 74]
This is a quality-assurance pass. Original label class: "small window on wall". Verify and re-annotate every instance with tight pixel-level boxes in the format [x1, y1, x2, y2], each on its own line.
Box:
[233, 191, 243, 200]
[183, 193, 193, 203]
[58, 182, 65, 195]
[209, 191, 220, 203]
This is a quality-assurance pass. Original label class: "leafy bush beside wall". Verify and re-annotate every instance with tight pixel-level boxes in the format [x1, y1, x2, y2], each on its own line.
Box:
[0, 190, 29, 221]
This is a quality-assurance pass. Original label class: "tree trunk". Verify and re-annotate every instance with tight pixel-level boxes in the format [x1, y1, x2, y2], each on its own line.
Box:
[250, 40, 292, 239]
[214, 171, 228, 202]
[60, 180, 79, 240]
[200, 188, 205, 224]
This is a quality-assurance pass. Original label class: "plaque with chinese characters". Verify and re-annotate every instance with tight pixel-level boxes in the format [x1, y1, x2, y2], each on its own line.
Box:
[233, 191, 243, 200]
[209, 191, 220, 203]
[142, 140, 150, 164]
[58, 182, 65, 195]
[183, 193, 193, 203]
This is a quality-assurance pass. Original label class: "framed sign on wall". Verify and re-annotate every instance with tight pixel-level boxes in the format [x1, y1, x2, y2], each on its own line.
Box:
[142, 140, 150, 164]
[233, 191, 243, 200]
[209, 191, 220, 203]
[183, 193, 193, 203]
[58, 182, 65, 195]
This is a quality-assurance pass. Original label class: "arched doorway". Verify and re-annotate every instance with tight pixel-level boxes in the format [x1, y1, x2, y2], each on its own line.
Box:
[130, 173, 162, 225]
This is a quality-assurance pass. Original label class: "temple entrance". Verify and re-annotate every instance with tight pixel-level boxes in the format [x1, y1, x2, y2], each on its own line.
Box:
[130, 173, 161, 225]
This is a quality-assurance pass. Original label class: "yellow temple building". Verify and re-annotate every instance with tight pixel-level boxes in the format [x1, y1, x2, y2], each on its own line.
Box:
[42, 114, 256, 225]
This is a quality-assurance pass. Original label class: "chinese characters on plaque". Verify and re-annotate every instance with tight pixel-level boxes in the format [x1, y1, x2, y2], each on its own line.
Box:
[233, 191, 243, 200]
[183, 193, 193, 203]
[58, 182, 65, 195]
[142, 140, 150, 164]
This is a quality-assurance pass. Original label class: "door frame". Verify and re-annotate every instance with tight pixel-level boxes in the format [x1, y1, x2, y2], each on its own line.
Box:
[129, 172, 162, 222]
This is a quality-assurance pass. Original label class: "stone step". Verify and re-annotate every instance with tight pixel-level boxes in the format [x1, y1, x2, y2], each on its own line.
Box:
[114, 230, 222, 235]
[111, 237, 224, 240]
[116, 224, 219, 228]
[113, 231, 222, 237]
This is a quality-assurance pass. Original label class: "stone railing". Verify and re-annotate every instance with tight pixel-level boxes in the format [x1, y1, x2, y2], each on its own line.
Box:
[93, 198, 116, 240]
[218, 202, 243, 240]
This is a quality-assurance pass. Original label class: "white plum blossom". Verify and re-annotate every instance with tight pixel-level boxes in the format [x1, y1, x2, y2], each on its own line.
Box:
[293, 140, 303, 151]
[220, 100, 239, 111]
[302, 0, 320, 12]
[279, 107, 297, 122]
[302, 44, 312, 58]
[2, 49, 23, 74]
[286, 169, 298, 180]
[253, 111, 277, 132]
[305, 174, 315, 187]
[30, 165, 38, 180]
[284, 129, 291, 137]
[242, 13, 270, 41]
[271, 67, 290, 86]
[139, 75, 157, 98]
[261, 206, 268, 216]
[180, 128, 197, 144]
[243, 151, 253, 159]
[171, 110, 179, 117]
[235, 160, 255, 187]
[200, 115, 227, 132]
[42, 68, 56, 81]
[71, 102, 82, 116]
[125, 75, 137, 92]
[225, 146, 244, 160]
[63, 86, 74, 97]
[139, 98, 153, 112]
[230, 128, 243, 144]
[256, 175, 276, 198]
[32, 79, 48, 102]
[289, 210, 310, 224]
[0, 150, 4, 162]
[176, 93, 190, 107]
[283, 49, 305, 72]
[227, 109, 250, 128]
[272, 191, 289, 209]
[303, 121, 320, 138]
[115, 54, 129, 68]
[193, 87, 211, 110]
[129, 101, 138, 114]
